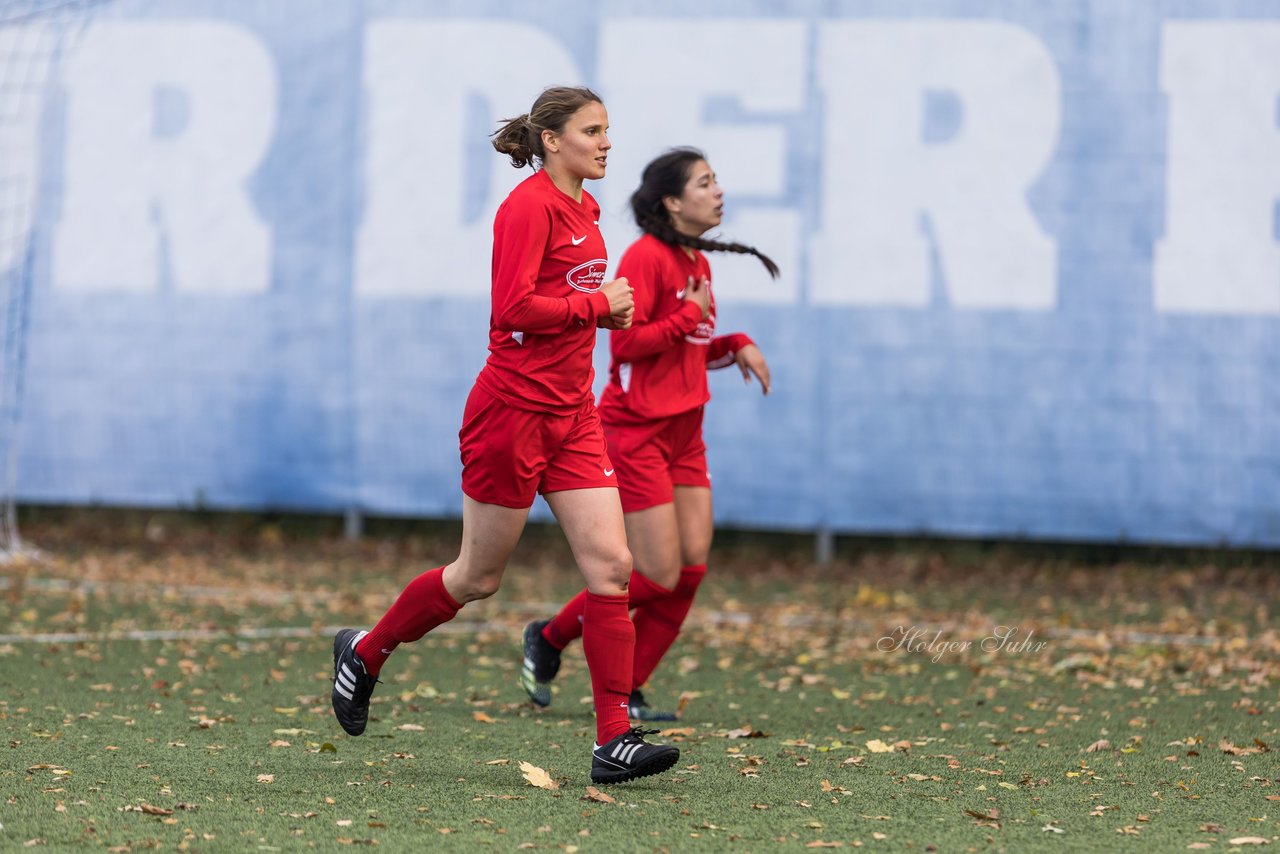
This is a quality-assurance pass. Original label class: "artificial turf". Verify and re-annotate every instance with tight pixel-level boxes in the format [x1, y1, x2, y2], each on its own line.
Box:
[1, 511, 1277, 851]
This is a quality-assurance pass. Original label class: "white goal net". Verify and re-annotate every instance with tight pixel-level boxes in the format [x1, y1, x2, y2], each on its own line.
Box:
[1, 0, 105, 561]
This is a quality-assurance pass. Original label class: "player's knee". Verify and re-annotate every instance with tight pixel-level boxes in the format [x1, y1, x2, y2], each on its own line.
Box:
[467, 574, 503, 600]
[646, 557, 682, 590]
[599, 546, 634, 589]
[448, 563, 504, 602]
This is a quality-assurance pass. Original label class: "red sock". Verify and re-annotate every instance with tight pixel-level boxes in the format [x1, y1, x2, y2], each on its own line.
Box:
[542, 570, 667, 650]
[582, 591, 634, 744]
[631, 564, 707, 689]
[355, 567, 461, 676]
[542, 588, 589, 650]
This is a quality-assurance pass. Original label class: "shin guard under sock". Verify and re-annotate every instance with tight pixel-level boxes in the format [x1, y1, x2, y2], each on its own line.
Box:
[582, 591, 635, 744]
[356, 566, 462, 676]
[631, 564, 707, 689]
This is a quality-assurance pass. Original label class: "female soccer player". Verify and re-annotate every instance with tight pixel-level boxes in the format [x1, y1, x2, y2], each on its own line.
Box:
[520, 147, 776, 720]
[332, 87, 679, 785]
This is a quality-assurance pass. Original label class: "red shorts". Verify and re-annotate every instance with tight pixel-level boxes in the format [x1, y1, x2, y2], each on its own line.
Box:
[601, 407, 710, 513]
[459, 383, 617, 508]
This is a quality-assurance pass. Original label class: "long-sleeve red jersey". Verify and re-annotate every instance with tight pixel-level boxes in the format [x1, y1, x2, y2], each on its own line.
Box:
[598, 234, 754, 424]
[475, 170, 612, 414]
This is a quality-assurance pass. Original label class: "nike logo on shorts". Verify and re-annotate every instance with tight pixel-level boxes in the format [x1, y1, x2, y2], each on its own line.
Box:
[572, 234, 587, 245]
[603, 468, 614, 477]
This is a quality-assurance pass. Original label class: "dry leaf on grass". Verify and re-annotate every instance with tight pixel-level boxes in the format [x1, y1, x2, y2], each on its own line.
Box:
[473, 711, 496, 724]
[1085, 739, 1111, 753]
[865, 739, 894, 753]
[582, 786, 615, 804]
[724, 726, 767, 739]
[1220, 739, 1261, 756]
[965, 807, 1002, 828]
[519, 761, 559, 790]
[1228, 839, 1270, 846]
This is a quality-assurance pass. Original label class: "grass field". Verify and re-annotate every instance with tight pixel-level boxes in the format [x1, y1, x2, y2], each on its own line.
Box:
[2, 510, 1278, 851]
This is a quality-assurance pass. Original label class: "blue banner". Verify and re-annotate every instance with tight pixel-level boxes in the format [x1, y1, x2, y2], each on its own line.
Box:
[10, 0, 1280, 545]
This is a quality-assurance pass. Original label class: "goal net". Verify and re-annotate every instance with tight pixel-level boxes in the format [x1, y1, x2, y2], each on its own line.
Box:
[1, 0, 104, 561]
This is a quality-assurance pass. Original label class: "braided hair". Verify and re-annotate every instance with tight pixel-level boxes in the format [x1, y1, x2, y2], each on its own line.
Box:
[491, 85, 603, 169]
[630, 147, 779, 278]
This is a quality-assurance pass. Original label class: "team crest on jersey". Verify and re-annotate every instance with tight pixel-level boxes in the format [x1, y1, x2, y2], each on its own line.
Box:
[566, 259, 607, 292]
[685, 318, 715, 344]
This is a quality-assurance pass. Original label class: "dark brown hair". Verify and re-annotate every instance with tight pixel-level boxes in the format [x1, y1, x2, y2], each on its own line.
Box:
[491, 85, 603, 169]
[630, 147, 779, 278]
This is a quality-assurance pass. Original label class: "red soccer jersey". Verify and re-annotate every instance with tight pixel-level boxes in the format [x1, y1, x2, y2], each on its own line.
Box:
[476, 170, 612, 414]
[598, 234, 753, 424]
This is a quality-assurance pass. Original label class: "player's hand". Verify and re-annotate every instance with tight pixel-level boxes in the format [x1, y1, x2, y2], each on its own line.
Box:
[599, 307, 633, 330]
[736, 344, 771, 395]
[684, 275, 711, 318]
[601, 276, 633, 315]
[598, 277, 634, 329]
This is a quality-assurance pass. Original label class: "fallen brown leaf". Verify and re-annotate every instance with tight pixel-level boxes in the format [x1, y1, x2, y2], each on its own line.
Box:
[519, 761, 559, 790]
[725, 726, 767, 739]
[1220, 739, 1259, 756]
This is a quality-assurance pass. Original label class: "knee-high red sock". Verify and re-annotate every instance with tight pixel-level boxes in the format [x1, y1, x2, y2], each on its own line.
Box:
[582, 591, 634, 744]
[631, 564, 707, 689]
[542, 570, 668, 650]
[355, 567, 461, 676]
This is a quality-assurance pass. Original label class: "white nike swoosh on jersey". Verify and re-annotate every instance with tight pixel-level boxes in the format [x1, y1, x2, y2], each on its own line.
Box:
[571, 234, 587, 245]
[676, 289, 686, 299]
[603, 468, 614, 477]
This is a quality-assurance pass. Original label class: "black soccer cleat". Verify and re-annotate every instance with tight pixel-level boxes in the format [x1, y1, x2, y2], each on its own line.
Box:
[519, 619, 561, 707]
[591, 727, 680, 784]
[628, 688, 677, 722]
[331, 628, 378, 736]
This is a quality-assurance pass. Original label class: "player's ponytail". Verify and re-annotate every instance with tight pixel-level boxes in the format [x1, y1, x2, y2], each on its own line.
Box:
[492, 85, 604, 170]
[491, 114, 538, 169]
[630, 147, 780, 279]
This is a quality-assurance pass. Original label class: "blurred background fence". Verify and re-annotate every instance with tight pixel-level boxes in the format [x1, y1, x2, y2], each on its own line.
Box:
[3, 0, 1280, 547]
